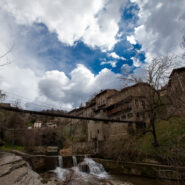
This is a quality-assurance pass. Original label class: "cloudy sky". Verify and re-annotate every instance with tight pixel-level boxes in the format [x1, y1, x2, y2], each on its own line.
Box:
[0, 0, 185, 110]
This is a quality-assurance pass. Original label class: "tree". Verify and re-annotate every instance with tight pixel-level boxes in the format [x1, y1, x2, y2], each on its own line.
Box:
[0, 90, 6, 101]
[0, 44, 14, 67]
[122, 56, 174, 146]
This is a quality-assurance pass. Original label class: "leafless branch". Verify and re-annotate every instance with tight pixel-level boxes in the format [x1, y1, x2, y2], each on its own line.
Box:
[0, 44, 14, 66]
[0, 44, 14, 59]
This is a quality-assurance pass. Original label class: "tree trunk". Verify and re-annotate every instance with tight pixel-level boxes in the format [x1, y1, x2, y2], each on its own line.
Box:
[151, 116, 159, 147]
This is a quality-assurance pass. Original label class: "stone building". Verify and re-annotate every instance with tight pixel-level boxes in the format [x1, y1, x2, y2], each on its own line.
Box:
[166, 67, 185, 115]
[106, 83, 152, 125]
[34, 121, 42, 128]
[70, 84, 153, 153]
[87, 90, 118, 144]
[85, 84, 152, 152]
[71, 67, 185, 154]
[46, 121, 57, 128]
[94, 89, 117, 113]
[167, 67, 185, 103]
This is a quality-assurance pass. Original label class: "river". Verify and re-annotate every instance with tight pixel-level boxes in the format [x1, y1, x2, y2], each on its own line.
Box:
[41, 157, 182, 185]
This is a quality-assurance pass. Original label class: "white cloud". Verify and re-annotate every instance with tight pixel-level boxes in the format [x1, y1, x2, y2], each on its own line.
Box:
[108, 52, 126, 60]
[1, 0, 127, 51]
[126, 35, 136, 45]
[38, 64, 122, 110]
[101, 60, 117, 67]
[0, 4, 124, 111]
[0, 62, 123, 110]
[131, 0, 185, 60]
[131, 57, 141, 67]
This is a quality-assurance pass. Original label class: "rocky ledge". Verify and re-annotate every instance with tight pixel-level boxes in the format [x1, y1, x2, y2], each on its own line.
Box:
[0, 152, 56, 185]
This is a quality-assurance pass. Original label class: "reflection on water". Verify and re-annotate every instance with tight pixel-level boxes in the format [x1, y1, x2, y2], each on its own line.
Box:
[111, 175, 182, 185]
[51, 157, 183, 185]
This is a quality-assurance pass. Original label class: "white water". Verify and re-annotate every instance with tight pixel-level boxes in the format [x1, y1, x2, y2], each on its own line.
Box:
[53, 167, 70, 181]
[72, 155, 78, 166]
[83, 157, 109, 178]
[58, 155, 63, 168]
[53, 157, 135, 184]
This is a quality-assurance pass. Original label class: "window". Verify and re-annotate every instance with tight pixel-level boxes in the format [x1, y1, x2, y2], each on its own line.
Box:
[97, 129, 99, 134]
[135, 99, 139, 107]
[121, 115, 126, 119]
[128, 113, 133, 118]
[142, 101, 145, 109]
[136, 113, 140, 118]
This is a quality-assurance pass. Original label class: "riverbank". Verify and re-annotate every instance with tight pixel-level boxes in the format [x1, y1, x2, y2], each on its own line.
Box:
[1, 151, 185, 185]
[99, 116, 185, 164]
[0, 151, 44, 185]
[94, 158, 185, 181]
[2, 149, 185, 182]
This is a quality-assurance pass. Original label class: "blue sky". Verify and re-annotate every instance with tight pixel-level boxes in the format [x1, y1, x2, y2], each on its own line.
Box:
[0, 0, 184, 110]
[17, 0, 142, 75]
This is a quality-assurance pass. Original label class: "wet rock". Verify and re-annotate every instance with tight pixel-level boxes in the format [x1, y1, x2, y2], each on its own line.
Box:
[79, 163, 90, 173]
[0, 139, 5, 146]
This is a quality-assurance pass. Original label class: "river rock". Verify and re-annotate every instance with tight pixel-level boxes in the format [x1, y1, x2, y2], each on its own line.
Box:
[79, 163, 90, 173]
[0, 152, 43, 185]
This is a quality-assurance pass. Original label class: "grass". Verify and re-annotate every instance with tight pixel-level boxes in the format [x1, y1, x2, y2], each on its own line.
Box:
[0, 144, 24, 152]
[135, 116, 185, 162]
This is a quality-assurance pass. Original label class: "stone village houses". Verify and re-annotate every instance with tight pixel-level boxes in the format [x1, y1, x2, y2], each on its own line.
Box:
[70, 67, 185, 153]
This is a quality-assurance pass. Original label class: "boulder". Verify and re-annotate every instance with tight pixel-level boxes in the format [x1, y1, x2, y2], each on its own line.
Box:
[0, 152, 43, 185]
[79, 163, 90, 173]
[59, 147, 72, 156]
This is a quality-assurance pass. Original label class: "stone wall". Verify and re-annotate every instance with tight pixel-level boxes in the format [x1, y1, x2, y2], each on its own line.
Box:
[94, 158, 185, 181]
[72, 141, 95, 154]
[167, 67, 185, 115]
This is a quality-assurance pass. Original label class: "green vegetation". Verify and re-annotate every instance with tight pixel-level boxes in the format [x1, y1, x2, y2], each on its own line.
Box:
[26, 122, 34, 127]
[135, 116, 185, 163]
[0, 144, 24, 152]
[111, 115, 185, 165]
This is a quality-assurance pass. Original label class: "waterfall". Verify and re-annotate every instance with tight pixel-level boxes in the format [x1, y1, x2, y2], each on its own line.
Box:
[83, 158, 108, 178]
[54, 155, 69, 181]
[58, 155, 63, 168]
[72, 155, 78, 166]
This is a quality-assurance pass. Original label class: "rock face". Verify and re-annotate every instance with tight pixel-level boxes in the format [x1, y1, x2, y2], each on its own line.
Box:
[0, 152, 43, 185]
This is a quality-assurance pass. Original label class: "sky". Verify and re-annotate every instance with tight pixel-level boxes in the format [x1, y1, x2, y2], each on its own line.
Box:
[0, 0, 185, 110]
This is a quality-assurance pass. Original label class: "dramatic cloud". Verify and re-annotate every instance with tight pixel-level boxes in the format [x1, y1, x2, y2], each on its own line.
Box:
[101, 60, 117, 68]
[38, 64, 122, 109]
[1, 0, 185, 111]
[0, 2, 125, 111]
[126, 35, 136, 45]
[1, 0, 127, 51]
[131, 57, 141, 67]
[131, 0, 185, 59]
[107, 52, 126, 60]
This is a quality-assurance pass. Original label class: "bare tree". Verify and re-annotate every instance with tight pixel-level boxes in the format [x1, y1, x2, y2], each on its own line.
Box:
[121, 56, 175, 146]
[0, 44, 14, 67]
[145, 56, 174, 146]
[0, 90, 6, 101]
[0, 46, 13, 100]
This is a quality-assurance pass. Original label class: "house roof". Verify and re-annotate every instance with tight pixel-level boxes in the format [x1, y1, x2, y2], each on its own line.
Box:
[107, 82, 151, 99]
[120, 82, 150, 92]
[95, 89, 117, 98]
[106, 95, 146, 109]
[169, 67, 185, 78]
[68, 106, 85, 114]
